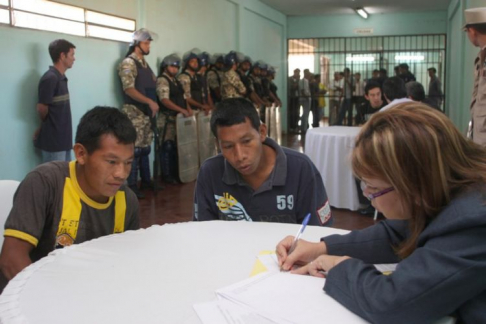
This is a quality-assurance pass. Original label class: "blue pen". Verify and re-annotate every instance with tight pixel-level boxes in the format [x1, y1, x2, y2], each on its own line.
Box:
[288, 213, 311, 255]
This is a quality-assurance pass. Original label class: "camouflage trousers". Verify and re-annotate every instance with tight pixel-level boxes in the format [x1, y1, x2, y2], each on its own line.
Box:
[122, 104, 153, 147]
[156, 113, 176, 145]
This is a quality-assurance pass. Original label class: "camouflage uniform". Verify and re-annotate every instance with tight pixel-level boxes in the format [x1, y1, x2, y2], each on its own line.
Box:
[118, 53, 153, 147]
[155, 72, 177, 143]
[207, 68, 222, 94]
[177, 72, 192, 99]
[221, 69, 247, 100]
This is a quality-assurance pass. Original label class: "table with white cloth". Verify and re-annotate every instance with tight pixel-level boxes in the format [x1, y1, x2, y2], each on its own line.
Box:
[0, 222, 360, 324]
[305, 126, 362, 211]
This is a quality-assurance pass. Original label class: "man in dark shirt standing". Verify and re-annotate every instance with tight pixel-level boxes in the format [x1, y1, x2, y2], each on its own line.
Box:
[34, 39, 76, 163]
[355, 81, 386, 125]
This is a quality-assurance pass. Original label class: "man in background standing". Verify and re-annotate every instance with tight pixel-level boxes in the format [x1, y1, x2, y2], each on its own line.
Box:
[328, 71, 343, 125]
[299, 69, 311, 133]
[464, 7, 486, 146]
[427, 67, 443, 109]
[288, 69, 300, 132]
[34, 39, 76, 163]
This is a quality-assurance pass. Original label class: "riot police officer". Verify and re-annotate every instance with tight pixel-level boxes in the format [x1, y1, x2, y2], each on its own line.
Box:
[206, 53, 224, 103]
[156, 54, 194, 183]
[197, 51, 214, 111]
[266, 65, 282, 107]
[118, 28, 159, 198]
[220, 51, 247, 100]
[178, 49, 211, 113]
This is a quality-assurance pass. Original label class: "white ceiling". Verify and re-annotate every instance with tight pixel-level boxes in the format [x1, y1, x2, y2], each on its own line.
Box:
[259, 0, 451, 16]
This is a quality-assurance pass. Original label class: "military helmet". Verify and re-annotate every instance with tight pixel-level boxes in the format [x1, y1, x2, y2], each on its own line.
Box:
[198, 52, 210, 67]
[161, 53, 182, 69]
[223, 51, 238, 67]
[256, 60, 268, 71]
[210, 53, 224, 65]
[267, 65, 276, 75]
[130, 28, 155, 46]
[242, 55, 253, 65]
[182, 48, 201, 65]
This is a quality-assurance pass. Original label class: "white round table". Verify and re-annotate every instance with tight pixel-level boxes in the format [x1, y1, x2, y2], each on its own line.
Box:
[305, 126, 362, 211]
[0, 221, 350, 324]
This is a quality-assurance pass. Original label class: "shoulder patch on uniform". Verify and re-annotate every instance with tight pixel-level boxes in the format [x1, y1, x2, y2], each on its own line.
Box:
[317, 201, 331, 225]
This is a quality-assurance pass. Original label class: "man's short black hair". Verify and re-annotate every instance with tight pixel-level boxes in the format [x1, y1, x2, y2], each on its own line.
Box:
[406, 81, 426, 101]
[383, 76, 407, 101]
[48, 39, 76, 63]
[399, 63, 409, 70]
[211, 98, 261, 138]
[379, 68, 387, 75]
[294, 68, 300, 73]
[75, 106, 137, 154]
[428, 67, 437, 73]
[364, 80, 381, 95]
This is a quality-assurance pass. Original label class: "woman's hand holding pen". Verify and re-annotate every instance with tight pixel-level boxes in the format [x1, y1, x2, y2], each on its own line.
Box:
[292, 255, 351, 278]
[276, 236, 327, 271]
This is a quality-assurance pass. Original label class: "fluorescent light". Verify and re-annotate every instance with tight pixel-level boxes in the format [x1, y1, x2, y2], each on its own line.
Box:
[356, 8, 368, 19]
[346, 56, 375, 62]
[395, 55, 425, 62]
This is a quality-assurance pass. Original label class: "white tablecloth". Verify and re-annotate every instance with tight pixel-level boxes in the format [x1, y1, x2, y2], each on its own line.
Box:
[305, 126, 362, 211]
[0, 222, 351, 324]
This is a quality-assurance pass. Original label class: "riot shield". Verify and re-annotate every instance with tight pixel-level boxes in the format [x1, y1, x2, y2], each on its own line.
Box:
[196, 111, 218, 167]
[176, 113, 199, 183]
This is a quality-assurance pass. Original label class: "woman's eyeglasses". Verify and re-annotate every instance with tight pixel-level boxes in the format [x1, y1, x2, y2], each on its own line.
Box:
[360, 182, 395, 201]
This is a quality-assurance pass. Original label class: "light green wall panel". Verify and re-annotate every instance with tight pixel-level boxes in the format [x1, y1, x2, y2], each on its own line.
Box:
[288, 11, 448, 39]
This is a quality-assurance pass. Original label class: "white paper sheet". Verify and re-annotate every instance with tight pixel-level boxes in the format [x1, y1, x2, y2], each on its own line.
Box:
[216, 271, 369, 324]
[193, 299, 279, 324]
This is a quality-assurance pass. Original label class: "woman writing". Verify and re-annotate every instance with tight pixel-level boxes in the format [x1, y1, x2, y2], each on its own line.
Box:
[276, 103, 486, 323]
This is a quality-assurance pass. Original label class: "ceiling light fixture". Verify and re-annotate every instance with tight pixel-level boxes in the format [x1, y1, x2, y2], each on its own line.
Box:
[355, 7, 368, 19]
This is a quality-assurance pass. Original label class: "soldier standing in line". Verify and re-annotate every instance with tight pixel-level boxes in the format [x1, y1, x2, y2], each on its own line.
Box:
[156, 54, 194, 183]
[248, 60, 272, 121]
[118, 28, 159, 199]
[178, 49, 211, 113]
[221, 51, 247, 100]
[206, 53, 224, 104]
[266, 66, 282, 107]
[197, 51, 215, 111]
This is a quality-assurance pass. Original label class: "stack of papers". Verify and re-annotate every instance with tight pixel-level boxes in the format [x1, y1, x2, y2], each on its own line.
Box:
[194, 253, 368, 324]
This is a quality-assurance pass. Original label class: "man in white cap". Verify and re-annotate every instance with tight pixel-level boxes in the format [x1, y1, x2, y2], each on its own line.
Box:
[464, 7, 486, 146]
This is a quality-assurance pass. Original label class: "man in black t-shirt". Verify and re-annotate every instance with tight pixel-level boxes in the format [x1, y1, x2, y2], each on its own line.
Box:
[355, 81, 386, 125]
[34, 39, 76, 163]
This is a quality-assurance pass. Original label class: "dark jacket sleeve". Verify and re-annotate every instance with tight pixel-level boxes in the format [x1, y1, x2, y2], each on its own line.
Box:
[322, 220, 407, 263]
[322, 194, 486, 324]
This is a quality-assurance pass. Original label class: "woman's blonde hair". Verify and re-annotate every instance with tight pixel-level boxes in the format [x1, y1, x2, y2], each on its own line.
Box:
[352, 103, 486, 258]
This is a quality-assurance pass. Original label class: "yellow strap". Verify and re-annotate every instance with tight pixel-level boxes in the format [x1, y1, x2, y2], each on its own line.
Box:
[113, 191, 126, 233]
[56, 177, 82, 240]
[57, 163, 127, 242]
[4, 229, 39, 247]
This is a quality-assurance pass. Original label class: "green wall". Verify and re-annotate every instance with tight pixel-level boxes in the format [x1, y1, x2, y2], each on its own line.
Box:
[288, 11, 448, 39]
[0, 0, 286, 181]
